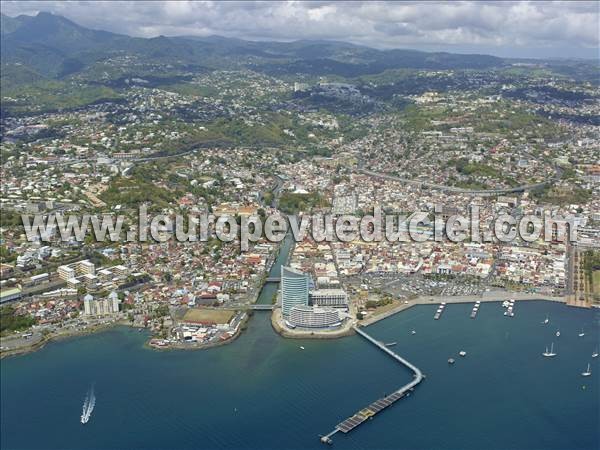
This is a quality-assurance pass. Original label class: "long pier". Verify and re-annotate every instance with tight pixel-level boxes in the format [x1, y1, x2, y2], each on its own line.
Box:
[320, 325, 423, 444]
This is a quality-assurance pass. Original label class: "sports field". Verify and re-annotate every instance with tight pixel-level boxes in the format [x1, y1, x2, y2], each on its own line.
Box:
[182, 309, 235, 324]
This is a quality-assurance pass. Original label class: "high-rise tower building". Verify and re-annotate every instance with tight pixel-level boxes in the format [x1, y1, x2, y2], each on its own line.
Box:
[281, 266, 309, 317]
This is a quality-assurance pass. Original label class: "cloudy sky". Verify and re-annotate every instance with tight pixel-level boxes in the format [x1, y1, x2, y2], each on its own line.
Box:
[2, 1, 599, 58]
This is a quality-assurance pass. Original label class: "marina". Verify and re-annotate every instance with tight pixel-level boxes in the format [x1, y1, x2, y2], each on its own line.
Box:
[470, 301, 481, 319]
[434, 302, 447, 320]
[502, 299, 516, 317]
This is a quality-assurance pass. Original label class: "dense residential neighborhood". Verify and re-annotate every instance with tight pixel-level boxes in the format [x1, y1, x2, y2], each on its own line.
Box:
[1, 11, 599, 356]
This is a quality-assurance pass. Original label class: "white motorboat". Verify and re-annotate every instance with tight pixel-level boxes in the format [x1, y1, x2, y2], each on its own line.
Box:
[80, 385, 96, 424]
[542, 314, 549, 325]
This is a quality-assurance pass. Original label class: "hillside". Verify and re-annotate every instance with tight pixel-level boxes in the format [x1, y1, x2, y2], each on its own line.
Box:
[1, 11, 505, 81]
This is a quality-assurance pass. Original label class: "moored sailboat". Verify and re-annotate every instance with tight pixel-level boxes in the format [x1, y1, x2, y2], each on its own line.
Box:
[581, 363, 592, 377]
[542, 343, 557, 357]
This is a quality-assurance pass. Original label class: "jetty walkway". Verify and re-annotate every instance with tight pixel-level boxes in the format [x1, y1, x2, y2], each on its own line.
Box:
[320, 325, 423, 444]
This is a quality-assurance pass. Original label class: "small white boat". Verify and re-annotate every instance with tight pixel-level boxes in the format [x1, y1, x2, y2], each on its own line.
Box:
[556, 330, 560, 337]
[581, 363, 592, 377]
[592, 348, 599, 358]
[448, 358, 455, 364]
[542, 343, 557, 357]
[578, 328, 585, 337]
[411, 330, 416, 335]
[80, 385, 96, 424]
[542, 314, 549, 325]
[299, 346, 305, 350]
[459, 351, 467, 357]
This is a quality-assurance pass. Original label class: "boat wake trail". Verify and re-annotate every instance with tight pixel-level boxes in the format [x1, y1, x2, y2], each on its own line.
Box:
[80, 384, 96, 424]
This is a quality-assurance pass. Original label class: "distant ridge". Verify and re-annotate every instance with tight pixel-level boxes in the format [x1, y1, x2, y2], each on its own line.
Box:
[1, 11, 505, 79]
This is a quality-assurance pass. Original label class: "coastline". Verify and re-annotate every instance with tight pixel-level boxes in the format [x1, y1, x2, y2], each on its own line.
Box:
[3, 293, 597, 450]
[359, 292, 566, 326]
[0, 321, 122, 359]
[147, 312, 250, 352]
[270, 308, 355, 339]
[0, 293, 570, 358]
[1, 313, 250, 359]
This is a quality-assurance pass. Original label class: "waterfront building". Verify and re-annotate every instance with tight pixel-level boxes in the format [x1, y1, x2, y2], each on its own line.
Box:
[287, 305, 342, 329]
[108, 291, 120, 312]
[281, 266, 309, 317]
[82, 292, 120, 316]
[83, 294, 94, 315]
[309, 289, 349, 309]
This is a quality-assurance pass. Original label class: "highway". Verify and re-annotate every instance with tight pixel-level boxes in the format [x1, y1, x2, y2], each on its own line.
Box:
[359, 169, 552, 196]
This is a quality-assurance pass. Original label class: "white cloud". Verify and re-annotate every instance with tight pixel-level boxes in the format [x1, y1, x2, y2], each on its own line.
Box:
[1, 1, 598, 58]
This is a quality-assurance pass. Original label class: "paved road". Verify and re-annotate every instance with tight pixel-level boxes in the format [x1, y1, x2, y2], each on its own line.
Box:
[359, 169, 552, 196]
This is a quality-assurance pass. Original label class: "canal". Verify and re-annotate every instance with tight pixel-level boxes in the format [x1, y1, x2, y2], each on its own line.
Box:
[255, 231, 295, 305]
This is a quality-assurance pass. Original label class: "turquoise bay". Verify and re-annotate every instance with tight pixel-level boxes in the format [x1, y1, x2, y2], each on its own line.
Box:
[1, 300, 598, 450]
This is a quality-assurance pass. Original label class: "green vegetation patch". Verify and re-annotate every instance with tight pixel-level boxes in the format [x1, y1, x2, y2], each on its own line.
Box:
[100, 173, 179, 210]
[531, 185, 592, 206]
[0, 306, 37, 334]
[451, 158, 500, 178]
[2, 80, 121, 115]
[278, 191, 329, 214]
